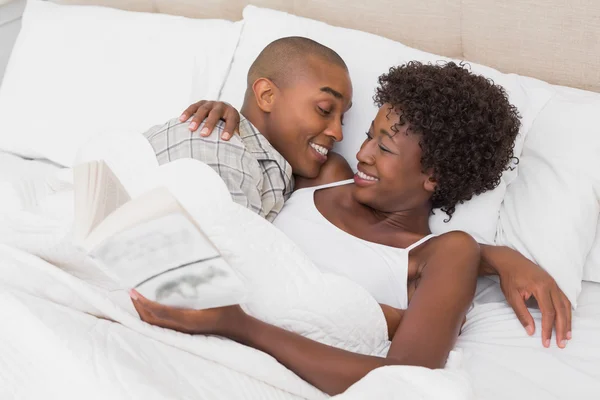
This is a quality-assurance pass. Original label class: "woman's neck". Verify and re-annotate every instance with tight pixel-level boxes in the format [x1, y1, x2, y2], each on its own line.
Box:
[355, 198, 432, 237]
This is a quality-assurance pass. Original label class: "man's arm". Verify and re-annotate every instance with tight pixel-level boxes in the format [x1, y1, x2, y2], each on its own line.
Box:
[479, 244, 571, 348]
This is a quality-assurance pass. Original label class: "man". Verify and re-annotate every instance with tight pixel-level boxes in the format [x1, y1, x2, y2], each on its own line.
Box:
[143, 36, 352, 221]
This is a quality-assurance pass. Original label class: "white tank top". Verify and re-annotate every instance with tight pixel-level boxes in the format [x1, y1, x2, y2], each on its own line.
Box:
[273, 180, 437, 309]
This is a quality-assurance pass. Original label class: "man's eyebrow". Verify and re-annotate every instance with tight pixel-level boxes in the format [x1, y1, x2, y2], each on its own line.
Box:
[320, 86, 343, 99]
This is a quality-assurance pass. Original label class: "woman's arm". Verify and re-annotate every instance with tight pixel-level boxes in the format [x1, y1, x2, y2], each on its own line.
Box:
[131, 231, 479, 396]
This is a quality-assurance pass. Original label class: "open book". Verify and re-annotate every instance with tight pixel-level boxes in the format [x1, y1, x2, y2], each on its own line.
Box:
[72, 159, 246, 310]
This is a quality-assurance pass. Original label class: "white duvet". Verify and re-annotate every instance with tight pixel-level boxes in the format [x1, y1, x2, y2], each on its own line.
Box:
[0, 151, 472, 400]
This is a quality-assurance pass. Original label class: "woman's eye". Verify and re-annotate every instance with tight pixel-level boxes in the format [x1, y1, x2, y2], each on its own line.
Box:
[365, 131, 373, 140]
[379, 145, 391, 153]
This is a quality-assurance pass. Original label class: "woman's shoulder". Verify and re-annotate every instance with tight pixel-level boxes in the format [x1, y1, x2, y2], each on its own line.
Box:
[420, 231, 480, 268]
[294, 152, 354, 190]
[432, 231, 479, 250]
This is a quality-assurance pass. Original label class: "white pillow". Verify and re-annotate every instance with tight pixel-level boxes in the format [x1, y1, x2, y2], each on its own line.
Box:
[219, 5, 553, 245]
[584, 221, 600, 283]
[0, 0, 242, 167]
[498, 86, 600, 306]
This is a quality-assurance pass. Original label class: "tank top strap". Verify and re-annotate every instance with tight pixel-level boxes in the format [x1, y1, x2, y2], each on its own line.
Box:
[406, 234, 437, 252]
[305, 179, 354, 192]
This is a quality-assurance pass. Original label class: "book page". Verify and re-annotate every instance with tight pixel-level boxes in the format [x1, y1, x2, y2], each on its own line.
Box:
[88, 160, 131, 233]
[89, 212, 246, 309]
[73, 161, 95, 241]
[74, 131, 159, 198]
[72, 160, 131, 241]
[83, 186, 182, 252]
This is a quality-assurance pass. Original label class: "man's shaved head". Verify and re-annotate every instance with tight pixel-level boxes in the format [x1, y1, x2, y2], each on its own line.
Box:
[241, 36, 352, 180]
[247, 36, 348, 88]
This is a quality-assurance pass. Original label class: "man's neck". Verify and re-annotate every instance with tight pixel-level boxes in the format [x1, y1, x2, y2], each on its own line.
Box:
[240, 104, 272, 143]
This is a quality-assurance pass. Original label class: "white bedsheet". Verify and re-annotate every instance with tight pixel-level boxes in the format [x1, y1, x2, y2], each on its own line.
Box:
[1, 153, 599, 399]
[0, 151, 64, 212]
[0, 155, 472, 400]
[460, 278, 600, 399]
[0, 151, 62, 182]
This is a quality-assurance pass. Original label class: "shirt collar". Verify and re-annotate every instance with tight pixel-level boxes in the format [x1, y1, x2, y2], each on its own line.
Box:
[239, 117, 295, 194]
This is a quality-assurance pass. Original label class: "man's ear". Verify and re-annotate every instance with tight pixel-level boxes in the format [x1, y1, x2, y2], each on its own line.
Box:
[424, 172, 437, 194]
[252, 78, 277, 113]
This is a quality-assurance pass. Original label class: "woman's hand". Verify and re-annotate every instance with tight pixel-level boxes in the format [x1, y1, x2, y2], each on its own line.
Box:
[178, 100, 241, 140]
[481, 246, 572, 348]
[129, 289, 244, 336]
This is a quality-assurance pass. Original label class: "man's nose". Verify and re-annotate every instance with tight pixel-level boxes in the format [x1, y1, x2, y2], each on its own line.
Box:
[324, 118, 343, 142]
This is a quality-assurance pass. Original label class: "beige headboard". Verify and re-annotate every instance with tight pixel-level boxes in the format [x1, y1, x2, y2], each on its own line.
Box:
[54, 0, 600, 93]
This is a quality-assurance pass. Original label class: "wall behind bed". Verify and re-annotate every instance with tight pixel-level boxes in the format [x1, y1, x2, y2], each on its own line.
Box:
[0, 0, 26, 84]
[1, 0, 598, 92]
[51, 0, 600, 93]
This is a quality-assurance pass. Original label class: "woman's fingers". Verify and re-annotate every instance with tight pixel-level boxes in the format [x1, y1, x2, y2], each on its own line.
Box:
[130, 291, 158, 324]
[200, 105, 226, 137]
[130, 290, 193, 332]
[191, 102, 214, 133]
[179, 100, 241, 137]
[221, 108, 241, 140]
[180, 100, 206, 125]
[508, 292, 535, 336]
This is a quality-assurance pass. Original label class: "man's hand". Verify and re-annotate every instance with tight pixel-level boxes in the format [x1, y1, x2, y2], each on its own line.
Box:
[179, 100, 241, 140]
[481, 245, 571, 348]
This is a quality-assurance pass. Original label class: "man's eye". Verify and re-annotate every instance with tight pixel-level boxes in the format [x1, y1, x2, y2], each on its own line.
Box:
[318, 106, 331, 116]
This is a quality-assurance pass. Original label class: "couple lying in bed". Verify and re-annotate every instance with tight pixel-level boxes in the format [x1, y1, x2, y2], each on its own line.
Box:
[129, 37, 571, 395]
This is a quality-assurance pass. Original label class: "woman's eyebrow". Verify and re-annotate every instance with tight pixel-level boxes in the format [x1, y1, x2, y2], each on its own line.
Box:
[371, 121, 394, 139]
[380, 128, 394, 139]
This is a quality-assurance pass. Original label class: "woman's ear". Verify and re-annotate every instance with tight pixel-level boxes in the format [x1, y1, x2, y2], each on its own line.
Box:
[424, 173, 437, 194]
[252, 78, 277, 113]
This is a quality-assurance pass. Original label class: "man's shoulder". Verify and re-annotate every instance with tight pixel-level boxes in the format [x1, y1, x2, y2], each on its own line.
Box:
[195, 119, 245, 146]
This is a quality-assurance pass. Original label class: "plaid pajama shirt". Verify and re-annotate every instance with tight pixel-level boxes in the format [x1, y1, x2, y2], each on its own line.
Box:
[142, 117, 294, 222]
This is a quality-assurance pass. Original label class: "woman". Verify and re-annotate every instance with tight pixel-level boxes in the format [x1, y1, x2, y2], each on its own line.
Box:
[130, 62, 568, 395]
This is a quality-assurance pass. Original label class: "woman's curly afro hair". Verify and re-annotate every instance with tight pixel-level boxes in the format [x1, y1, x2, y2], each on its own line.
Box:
[374, 61, 521, 221]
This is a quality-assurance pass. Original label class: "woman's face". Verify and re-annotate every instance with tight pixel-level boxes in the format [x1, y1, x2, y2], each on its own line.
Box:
[352, 104, 435, 213]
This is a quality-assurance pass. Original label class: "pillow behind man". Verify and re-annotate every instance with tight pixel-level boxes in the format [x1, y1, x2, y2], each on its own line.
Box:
[0, 0, 242, 167]
[218, 5, 555, 246]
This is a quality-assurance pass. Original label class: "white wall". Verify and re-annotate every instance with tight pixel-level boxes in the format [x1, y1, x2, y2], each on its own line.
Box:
[0, 0, 26, 85]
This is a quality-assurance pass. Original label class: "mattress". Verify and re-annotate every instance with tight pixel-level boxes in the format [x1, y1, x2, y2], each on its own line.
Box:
[0, 152, 598, 400]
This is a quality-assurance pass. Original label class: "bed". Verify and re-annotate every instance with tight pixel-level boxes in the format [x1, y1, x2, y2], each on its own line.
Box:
[0, 0, 599, 399]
